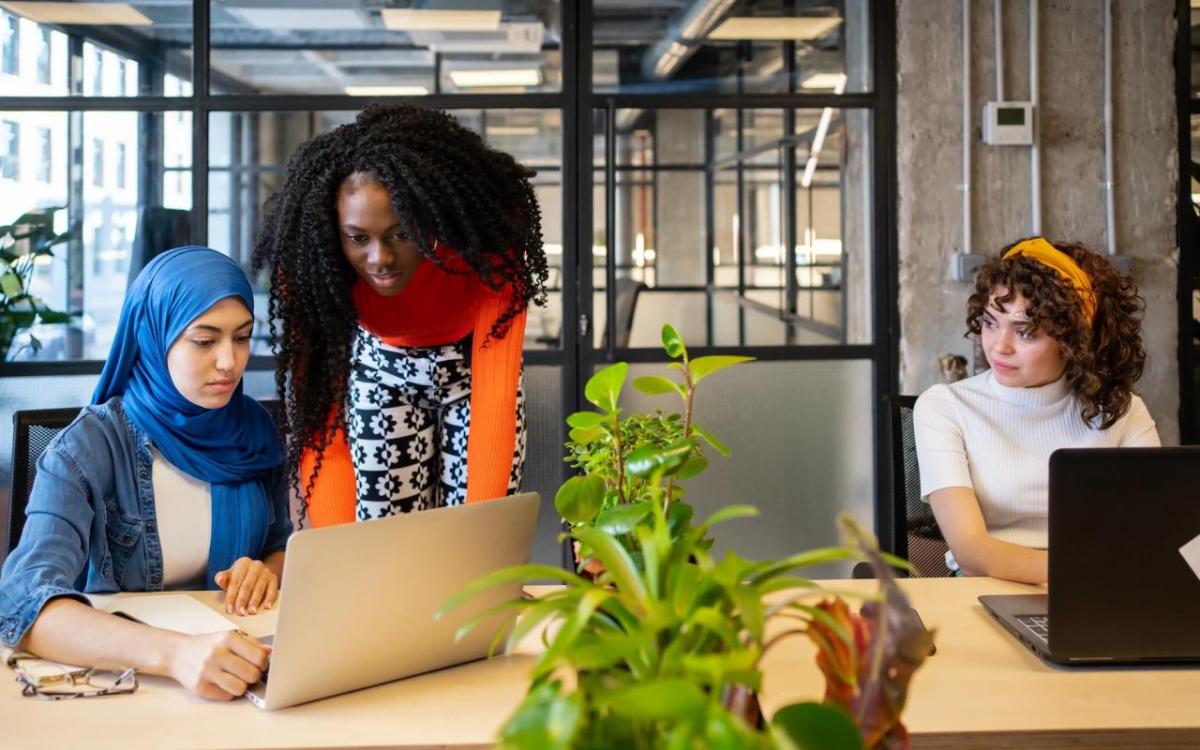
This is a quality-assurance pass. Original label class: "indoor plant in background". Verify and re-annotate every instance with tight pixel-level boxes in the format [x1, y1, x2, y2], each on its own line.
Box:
[0, 207, 73, 360]
[443, 325, 934, 749]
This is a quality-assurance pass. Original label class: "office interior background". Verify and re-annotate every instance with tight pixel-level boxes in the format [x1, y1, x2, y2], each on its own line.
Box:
[0, 0, 1193, 572]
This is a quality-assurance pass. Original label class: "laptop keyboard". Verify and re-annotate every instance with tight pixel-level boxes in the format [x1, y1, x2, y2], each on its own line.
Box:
[1016, 614, 1050, 645]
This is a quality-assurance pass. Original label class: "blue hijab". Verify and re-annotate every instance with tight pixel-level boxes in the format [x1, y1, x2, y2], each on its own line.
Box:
[93, 246, 283, 588]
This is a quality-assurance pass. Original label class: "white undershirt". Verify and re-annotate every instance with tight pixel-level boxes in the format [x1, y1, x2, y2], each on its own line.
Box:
[150, 449, 212, 588]
[913, 370, 1160, 550]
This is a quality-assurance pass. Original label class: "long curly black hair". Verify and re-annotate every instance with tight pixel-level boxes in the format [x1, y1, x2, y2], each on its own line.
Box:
[966, 239, 1146, 429]
[252, 104, 548, 519]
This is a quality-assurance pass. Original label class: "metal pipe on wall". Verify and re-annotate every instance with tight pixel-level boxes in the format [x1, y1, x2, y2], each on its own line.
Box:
[994, 0, 1005, 100]
[1103, 0, 1116, 255]
[1029, 0, 1041, 234]
[962, 0, 973, 255]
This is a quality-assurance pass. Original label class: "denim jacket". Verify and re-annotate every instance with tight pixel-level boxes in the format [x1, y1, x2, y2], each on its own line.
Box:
[0, 396, 291, 647]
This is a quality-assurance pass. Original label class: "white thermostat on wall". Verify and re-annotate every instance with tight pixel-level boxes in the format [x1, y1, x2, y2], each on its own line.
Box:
[982, 102, 1034, 146]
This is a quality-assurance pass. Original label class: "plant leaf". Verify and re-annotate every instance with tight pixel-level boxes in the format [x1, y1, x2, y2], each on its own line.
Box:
[565, 410, 606, 429]
[437, 564, 588, 619]
[584, 362, 628, 413]
[625, 438, 693, 478]
[555, 474, 606, 525]
[675, 455, 708, 480]
[572, 525, 648, 609]
[0, 272, 22, 297]
[633, 375, 685, 399]
[771, 702, 864, 750]
[691, 423, 731, 457]
[661, 323, 686, 359]
[499, 682, 582, 750]
[595, 679, 706, 723]
[688, 355, 755, 384]
[593, 501, 652, 536]
[35, 310, 71, 324]
[699, 504, 759, 531]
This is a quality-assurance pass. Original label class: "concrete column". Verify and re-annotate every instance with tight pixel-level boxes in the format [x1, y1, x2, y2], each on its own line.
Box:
[656, 109, 706, 286]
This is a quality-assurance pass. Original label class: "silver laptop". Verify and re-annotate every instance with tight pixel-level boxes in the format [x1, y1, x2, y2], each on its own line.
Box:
[980, 448, 1200, 665]
[245, 492, 540, 709]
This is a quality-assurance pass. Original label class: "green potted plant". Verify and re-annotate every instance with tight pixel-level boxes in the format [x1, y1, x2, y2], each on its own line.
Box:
[0, 207, 73, 359]
[442, 325, 933, 749]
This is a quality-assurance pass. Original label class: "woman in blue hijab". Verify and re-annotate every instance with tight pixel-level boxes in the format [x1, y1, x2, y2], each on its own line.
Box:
[0, 247, 290, 701]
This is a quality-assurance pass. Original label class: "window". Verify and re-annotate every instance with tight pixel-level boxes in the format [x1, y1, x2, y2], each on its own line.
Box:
[91, 138, 104, 187]
[89, 47, 103, 95]
[1, 12, 18, 76]
[2, 121, 19, 180]
[35, 27, 49, 84]
[37, 127, 50, 183]
[115, 143, 126, 189]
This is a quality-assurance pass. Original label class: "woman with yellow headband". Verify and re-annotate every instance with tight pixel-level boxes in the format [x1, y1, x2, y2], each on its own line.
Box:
[913, 238, 1159, 584]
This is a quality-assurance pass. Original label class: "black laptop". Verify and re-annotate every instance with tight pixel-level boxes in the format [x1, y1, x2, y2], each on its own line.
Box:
[980, 447, 1200, 665]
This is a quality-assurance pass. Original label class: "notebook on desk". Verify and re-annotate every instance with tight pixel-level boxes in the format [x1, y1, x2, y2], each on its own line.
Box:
[980, 447, 1200, 665]
[245, 492, 540, 710]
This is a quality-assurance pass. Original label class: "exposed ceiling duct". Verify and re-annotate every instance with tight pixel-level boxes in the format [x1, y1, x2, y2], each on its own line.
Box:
[640, 0, 738, 80]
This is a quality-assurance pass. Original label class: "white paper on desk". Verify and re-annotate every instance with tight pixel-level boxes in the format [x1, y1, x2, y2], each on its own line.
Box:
[101, 595, 238, 636]
[1180, 534, 1200, 584]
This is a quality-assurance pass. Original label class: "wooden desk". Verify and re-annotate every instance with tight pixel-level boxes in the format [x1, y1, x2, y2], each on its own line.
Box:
[760, 577, 1200, 749]
[1, 579, 1197, 749]
[0, 590, 535, 750]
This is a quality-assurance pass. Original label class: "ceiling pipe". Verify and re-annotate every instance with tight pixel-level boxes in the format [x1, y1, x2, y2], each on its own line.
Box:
[640, 0, 739, 80]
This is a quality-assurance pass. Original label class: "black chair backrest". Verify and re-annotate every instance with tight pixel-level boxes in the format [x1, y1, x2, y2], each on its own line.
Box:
[8, 407, 82, 553]
[892, 395, 951, 577]
[601, 277, 648, 350]
[8, 398, 285, 555]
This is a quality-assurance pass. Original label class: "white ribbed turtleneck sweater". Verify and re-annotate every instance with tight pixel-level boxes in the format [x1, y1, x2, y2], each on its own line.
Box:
[913, 370, 1159, 549]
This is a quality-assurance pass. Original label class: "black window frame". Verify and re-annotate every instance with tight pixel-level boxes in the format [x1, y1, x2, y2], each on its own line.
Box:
[0, 1, 903, 557]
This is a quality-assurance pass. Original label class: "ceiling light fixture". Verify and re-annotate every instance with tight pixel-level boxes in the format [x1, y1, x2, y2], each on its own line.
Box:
[449, 68, 540, 88]
[381, 9, 501, 32]
[0, 2, 151, 26]
[708, 16, 842, 41]
[344, 85, 429, 96]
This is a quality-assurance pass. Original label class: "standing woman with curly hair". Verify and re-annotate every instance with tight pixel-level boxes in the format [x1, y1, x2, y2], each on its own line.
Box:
[913, 237, 1159, 584]
[252, 104, 547, 526]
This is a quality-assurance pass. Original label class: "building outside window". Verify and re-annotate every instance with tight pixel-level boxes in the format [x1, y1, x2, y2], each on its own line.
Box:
[89, 47, 102, 95]
[35, 27, 49, 84]
[2, 120, 18, 179]
[37, 126, 49, 183]
[115, 142, 126, 189]
[91, 137, 103, 187]
[1, 13, 18, 76]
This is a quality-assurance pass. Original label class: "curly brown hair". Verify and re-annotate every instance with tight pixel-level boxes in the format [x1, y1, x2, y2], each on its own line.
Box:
[965, 239, 1146, 429]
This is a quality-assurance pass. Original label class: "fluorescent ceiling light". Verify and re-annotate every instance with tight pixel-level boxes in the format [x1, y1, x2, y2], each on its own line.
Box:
[0, 2, 151, 25]
[345, 85, 429, 96]
[708, 16, 842, 41]
[486, 126, 539, 136]
[449, 68, 540, 88]
[381, 9, 501, 31]
[801, 72, 849, 90]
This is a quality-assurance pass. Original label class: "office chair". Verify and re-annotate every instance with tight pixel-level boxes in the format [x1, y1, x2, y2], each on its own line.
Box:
[852, 394, 951, 579]
[8, 407, 82, 553]
[7, 399, 285, 554]
[894, 395, 952, 577]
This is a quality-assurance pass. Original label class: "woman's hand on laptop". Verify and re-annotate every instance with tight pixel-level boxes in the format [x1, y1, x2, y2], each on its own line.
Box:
[168, 630, 271, 701]
[214, 556, 280, 616]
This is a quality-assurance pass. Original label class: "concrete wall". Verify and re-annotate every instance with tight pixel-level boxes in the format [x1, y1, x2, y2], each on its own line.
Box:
[897, 0, 1180, 442]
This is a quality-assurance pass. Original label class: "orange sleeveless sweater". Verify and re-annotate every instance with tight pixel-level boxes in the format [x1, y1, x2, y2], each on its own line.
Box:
[299, 257, 526, 527]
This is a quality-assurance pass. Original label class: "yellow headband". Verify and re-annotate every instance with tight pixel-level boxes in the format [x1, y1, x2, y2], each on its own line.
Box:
[1002, 237, 1096, 326]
